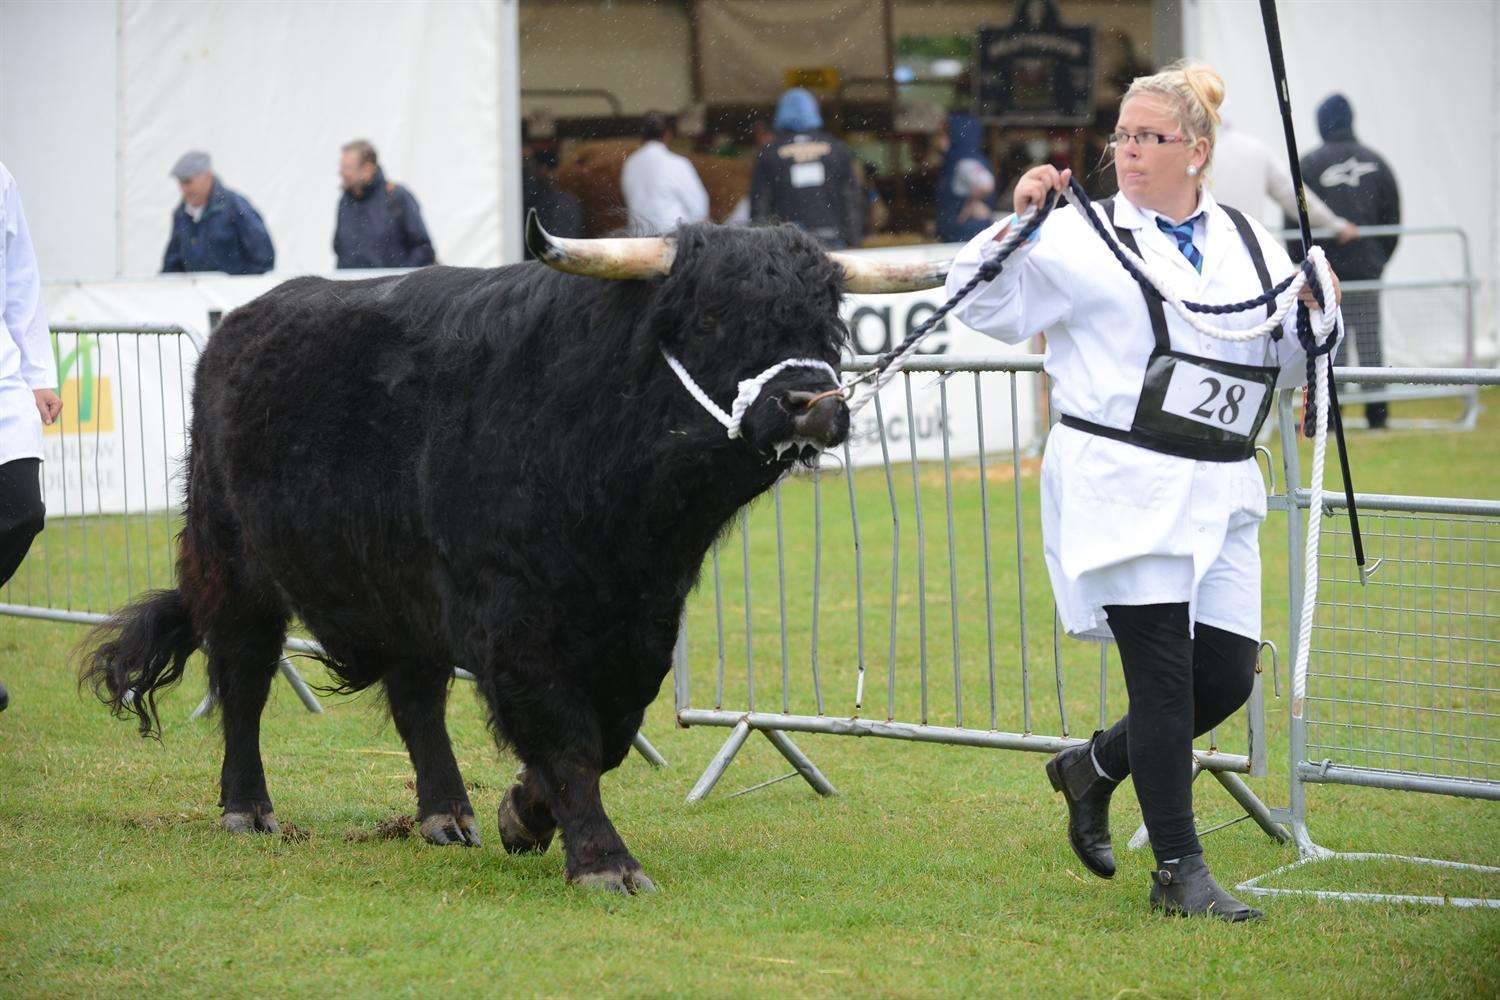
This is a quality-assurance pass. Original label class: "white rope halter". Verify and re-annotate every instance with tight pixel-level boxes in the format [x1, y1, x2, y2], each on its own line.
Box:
[661, 349, 839, 441]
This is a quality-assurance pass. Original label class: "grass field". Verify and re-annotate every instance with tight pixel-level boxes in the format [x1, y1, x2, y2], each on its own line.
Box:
[1, 388, 1497, 997]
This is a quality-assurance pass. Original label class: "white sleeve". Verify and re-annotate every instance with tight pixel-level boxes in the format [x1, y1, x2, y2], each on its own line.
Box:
[4, 178, 57, 390]
[1267, 161, 1345, 231]
[680, 160, 711, 224]
[944, 216, 1070, 346]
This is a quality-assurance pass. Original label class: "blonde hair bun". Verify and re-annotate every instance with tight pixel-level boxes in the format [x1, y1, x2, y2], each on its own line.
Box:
[1179, 62, 1226, 126]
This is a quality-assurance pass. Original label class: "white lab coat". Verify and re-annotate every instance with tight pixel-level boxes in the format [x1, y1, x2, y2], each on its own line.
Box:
[947, 188, 1340, 642]
[0, 162, 57, 467]
[620, 140, 711, 235]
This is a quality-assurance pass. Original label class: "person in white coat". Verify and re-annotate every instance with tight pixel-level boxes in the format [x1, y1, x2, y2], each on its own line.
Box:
[946, 63, 1341, 921]
[620, 113, 711, 235]
[0, 162, 63, 713]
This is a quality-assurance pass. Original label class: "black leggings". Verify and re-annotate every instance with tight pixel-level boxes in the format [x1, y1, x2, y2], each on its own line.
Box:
[0, 458, 45, 588]
[1094, 603, 1258, 864]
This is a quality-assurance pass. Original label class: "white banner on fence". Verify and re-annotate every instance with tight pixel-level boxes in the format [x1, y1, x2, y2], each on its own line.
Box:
[840, 288, 1040, 468]
[42, 330, 190, 518]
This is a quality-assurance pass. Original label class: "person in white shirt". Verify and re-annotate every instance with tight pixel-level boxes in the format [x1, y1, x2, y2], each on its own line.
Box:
[1213, 114, 1358, 245]
[620, 113, 711, 235]
[0, 162, 63, 713]
[947, 62, 1342, 921]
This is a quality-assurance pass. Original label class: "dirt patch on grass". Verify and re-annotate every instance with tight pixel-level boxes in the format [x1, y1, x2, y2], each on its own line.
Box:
[344, 813, 414, 843]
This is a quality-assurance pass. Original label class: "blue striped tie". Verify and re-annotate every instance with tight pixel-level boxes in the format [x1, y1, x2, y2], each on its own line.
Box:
[1155, 215, 1203, 272]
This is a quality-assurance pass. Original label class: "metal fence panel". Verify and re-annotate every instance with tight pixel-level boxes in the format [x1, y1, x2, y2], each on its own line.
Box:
[675, 355, 1276, 834]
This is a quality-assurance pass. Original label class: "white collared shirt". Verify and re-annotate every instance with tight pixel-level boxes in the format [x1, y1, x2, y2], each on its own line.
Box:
[946, 189, 1342, 642]
[620, 140, 711, 235]
[1, 161, 58, 466]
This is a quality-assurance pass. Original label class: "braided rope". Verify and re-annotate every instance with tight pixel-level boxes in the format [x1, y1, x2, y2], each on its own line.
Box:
[661, 349, 838, 440]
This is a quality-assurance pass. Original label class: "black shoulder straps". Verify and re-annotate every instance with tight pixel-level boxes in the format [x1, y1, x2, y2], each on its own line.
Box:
[1099, 197, 1171, 354]
[1219, 203, 1275, 319]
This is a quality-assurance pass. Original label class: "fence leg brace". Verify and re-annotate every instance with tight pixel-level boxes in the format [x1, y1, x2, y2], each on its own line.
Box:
[685, 718, 838, 803]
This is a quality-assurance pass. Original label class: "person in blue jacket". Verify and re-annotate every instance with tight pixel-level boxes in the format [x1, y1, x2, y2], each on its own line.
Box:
[333, 140, 436, 269]
[161, 151, 275, 275]
[935, 112, 998, 243]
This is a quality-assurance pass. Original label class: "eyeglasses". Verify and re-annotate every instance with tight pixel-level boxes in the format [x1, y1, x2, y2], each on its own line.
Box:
[1107, 130, 1186, 148]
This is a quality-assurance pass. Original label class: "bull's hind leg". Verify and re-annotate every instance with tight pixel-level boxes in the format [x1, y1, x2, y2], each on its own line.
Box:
[384, 667, 479, 846]
[206, 610, 290, 834]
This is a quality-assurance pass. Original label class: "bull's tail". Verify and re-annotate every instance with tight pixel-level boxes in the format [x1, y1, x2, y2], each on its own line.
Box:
[79, 588, 200, 738]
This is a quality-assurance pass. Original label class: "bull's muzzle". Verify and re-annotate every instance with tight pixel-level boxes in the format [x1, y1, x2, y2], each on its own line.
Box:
[783, 389, 850, 448]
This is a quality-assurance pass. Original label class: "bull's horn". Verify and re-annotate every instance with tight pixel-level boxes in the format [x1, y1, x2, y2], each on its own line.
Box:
[828, 252, 951, 294]
[525, 209, 676, 280]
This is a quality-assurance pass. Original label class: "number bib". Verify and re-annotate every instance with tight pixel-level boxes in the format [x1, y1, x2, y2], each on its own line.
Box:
[1130, 351, 1278, 459]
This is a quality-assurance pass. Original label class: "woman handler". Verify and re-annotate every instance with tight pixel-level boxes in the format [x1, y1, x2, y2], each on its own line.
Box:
[0, 161, 63, 714]
[945, 63, 1340, 921]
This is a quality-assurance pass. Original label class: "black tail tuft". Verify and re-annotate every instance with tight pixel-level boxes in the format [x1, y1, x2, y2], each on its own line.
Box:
[78, 588, 200, 739]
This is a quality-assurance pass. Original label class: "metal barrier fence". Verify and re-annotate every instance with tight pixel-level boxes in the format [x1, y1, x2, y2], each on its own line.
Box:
[1276, 225, 1481, 430]
[0, 322, 324, 712]
[1238, 368, 1500, 907]
[672, 354, 1285, 843]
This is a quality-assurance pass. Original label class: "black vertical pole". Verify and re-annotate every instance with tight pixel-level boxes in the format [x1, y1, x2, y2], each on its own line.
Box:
[1258, 0, 1367, 572]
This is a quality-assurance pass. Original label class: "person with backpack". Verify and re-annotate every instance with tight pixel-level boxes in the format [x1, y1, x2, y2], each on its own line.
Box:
[333, 140, 436, 269]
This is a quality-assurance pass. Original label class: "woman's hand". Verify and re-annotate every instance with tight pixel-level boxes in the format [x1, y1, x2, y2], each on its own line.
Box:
[1012, 165, 1072, 217]
[1298, 264, 1342, 311]
[34, 388, 62, 426]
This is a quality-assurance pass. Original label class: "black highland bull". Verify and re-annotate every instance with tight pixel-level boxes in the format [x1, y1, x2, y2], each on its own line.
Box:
[81, 218, 944, 892]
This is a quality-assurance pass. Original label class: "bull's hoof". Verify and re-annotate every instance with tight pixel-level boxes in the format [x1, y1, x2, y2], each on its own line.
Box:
[222, 806, 279, 835]
[498, 788, 555, 855]
[419, 810, 481, 847]
[568, 866, 657, 895]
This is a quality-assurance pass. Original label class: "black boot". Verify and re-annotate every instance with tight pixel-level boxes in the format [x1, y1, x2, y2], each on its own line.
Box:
[1044, 732, 1118, 879]
[1149, 854, 1263, 922]
[0, 680, 8, 712]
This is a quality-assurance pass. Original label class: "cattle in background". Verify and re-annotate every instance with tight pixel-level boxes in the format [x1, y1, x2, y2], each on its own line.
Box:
[81, 218, 947, 892]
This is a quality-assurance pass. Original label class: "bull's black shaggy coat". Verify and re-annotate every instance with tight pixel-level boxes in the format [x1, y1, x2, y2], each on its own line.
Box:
[82, 223, 851, 891]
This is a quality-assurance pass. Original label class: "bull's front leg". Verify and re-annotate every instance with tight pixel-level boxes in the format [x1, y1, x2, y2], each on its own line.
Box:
[532, 751, 654, 894]
[497, 767, 557, 854]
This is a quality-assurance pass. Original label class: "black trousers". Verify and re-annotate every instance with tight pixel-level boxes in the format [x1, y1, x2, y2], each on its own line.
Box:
[1093, 603, 1258, 864]
[0, 458, 45, 589]
[1332, 287, 1387, 427]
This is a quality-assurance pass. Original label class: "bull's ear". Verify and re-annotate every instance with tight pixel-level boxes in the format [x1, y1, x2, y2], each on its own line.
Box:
[527, 210, 676, 280]
[828, 251, 951, 294]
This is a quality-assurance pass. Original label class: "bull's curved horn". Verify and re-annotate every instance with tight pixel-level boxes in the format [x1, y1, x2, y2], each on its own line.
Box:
[525, 209, 676, 280]
[828, 252, 952, 294]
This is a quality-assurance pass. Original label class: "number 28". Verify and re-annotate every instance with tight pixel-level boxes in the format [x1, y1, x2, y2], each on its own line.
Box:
[1191, 377, 1245, 425]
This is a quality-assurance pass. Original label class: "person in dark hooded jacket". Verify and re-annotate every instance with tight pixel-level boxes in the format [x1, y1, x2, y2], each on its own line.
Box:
[935, 112, 998, 243]
[333, 140, 436, 269]
[1297, 94, 1400, 426]
[750, 88, 862, 249]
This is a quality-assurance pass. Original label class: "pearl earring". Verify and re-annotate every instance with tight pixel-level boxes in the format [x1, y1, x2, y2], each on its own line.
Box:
[1187, 164, 1199, 177]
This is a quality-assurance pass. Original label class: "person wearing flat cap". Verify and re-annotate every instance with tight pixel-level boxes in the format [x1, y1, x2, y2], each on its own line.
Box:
[161, 151, 275, 275]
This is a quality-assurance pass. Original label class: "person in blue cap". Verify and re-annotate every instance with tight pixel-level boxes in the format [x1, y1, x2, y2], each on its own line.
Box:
[935, 111, 999, 243]
[750, 88, 863, 249]
[1296, 93, 1400, 428]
